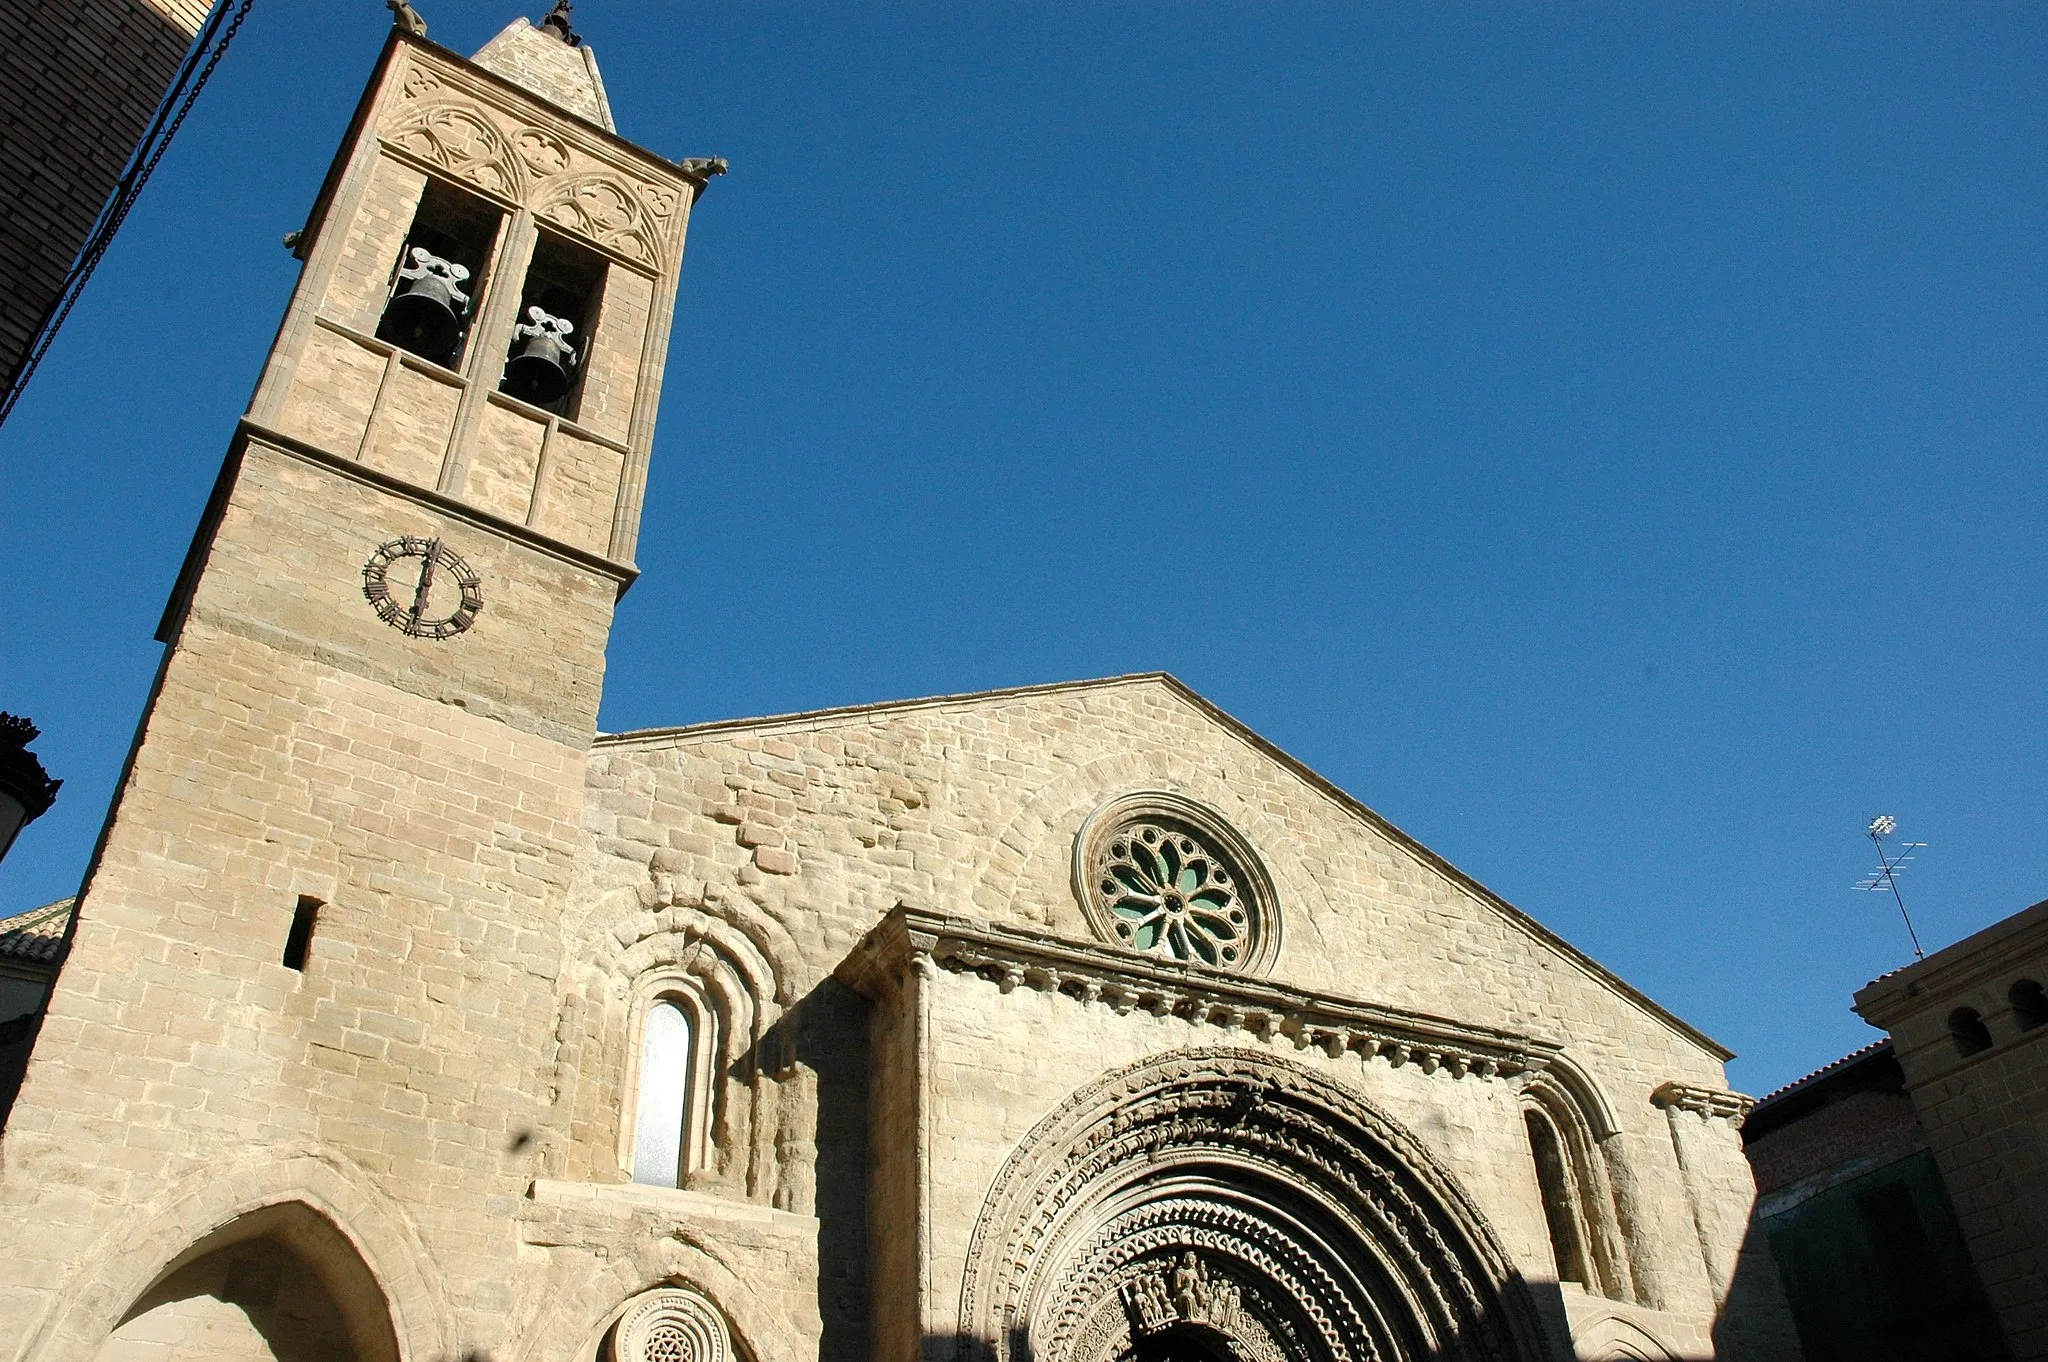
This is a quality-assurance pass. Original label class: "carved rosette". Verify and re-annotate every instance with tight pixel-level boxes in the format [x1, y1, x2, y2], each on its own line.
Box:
[378, 51, 685, 271]
[958, 1049, 1551, 1362]
[608, 1287, 731, 1362]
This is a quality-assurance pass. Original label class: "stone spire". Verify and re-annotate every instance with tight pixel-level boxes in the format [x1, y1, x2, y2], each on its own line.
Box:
[470, 6, 615, 131]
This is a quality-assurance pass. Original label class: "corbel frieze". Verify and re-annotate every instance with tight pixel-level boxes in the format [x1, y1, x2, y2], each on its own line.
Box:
[836, 905, 1559, 1082]
[376, 46, 693, 271]
[1650, 1080, 1756, 1123]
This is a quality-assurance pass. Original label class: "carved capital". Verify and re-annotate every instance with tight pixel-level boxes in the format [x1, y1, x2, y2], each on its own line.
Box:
[1651, 1080, 1756, 1123]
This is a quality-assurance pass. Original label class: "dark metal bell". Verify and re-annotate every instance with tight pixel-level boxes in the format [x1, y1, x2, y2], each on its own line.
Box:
[383, 290, 463, 360]
[381, 246, 472, 362]
[502, 306, 578, 405]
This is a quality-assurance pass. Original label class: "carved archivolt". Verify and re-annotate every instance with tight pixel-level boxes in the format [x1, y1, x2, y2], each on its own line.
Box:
[959, 1048, 1550, 1362]
[379, 53, 684, 270]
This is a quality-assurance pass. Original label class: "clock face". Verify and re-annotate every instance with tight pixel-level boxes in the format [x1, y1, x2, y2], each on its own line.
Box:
[362, 537, 484, 639]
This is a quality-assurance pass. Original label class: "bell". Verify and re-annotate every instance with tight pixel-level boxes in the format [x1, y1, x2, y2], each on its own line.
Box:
[382, 246, 471, 362]
[502, 304, 578, 405]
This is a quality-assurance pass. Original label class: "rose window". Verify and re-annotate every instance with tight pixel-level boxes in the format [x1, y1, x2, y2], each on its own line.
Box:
[1073, 793, 1279, 975]
[1098, 824, 1249, 967]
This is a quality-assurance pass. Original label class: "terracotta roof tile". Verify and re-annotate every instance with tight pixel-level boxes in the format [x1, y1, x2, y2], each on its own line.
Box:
[0, 897, 74, 966]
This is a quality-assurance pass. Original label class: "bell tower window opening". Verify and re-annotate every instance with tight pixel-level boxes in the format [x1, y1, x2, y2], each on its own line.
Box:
[2011, 979, 2047, 1032]
[1949, 1006, 1993, 1057]
[631, 998, 696, 1188]
[500, 229, 606, 416]
[376, 175, 502, 369]
[1524, 1107, 1592, 1287]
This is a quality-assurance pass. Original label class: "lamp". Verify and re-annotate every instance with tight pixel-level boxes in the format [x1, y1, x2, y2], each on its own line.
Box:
[0, 714, 60, 866]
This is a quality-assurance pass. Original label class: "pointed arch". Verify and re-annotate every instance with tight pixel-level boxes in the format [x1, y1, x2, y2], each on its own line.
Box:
[28, 1148, 448, 1362]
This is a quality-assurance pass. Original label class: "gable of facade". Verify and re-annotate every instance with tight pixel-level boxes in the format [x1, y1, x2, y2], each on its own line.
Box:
[557, 673, 1794, 1359]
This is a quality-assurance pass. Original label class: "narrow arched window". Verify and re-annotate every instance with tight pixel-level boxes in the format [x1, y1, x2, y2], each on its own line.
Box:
[1948, 1006, 1993, 1058]
[1525, 1108, 1590, 1286]
[2010, 980, 2047, 1033]
[632, 1000, 694, 1187]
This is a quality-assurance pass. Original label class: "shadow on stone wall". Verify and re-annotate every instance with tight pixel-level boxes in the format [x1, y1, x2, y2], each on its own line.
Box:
[1712, 1201, 1820, 1362]
[0, 1011, 37, 1131]
[774, 978, 871, 1362]
[917, 1276, 1636, 1362]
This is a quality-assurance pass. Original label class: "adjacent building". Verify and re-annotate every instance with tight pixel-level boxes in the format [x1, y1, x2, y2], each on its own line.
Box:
[1854, 900, 2048, 1359]
[0, 0, 212, 399]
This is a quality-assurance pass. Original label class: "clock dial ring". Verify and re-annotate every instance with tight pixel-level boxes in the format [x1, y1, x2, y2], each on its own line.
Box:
[362, 536, 484, 639]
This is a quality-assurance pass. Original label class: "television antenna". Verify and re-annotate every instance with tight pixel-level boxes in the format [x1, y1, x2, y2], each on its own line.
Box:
[1855, 815, 1927, 960]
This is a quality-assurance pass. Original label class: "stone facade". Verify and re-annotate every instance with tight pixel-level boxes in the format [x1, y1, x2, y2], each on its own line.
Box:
[0, 0, 209, 398]
[0, 15, 1799, 1362]
[1856, 900, 2048, 1360]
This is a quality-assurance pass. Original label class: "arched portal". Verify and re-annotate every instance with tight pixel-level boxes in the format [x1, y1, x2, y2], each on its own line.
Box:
[960, 1049, 1549, 1362]
[92, 1202, 399, 1362]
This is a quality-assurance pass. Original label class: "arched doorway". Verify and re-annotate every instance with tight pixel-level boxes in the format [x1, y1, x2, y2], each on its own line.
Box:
[93, 1202, 399, 1362]
[960, 1049, 1550, 1362]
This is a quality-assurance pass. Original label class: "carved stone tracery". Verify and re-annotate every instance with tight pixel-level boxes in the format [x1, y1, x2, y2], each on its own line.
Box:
[608, 1287, 731, 1362]
[1074, 793, 1280, 975]
[378, 50, 687, 271]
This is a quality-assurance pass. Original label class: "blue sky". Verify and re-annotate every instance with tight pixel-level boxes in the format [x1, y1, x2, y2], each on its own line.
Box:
[3, 2, 2044, 1095]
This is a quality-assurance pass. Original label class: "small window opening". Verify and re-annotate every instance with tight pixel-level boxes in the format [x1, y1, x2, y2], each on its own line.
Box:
[2010, 979, 2047, 1032]
[1949, 1006, 1993, 1057]
[1525, 1109, 1590, 1286]
[282, 896, 321, 972]
[500, 229, 606, 416]
[632, 999, 694, 1188]
[377, 176, 502, 367]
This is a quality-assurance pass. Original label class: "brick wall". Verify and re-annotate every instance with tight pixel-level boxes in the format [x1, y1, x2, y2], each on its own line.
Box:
[0, 0, 205, 395]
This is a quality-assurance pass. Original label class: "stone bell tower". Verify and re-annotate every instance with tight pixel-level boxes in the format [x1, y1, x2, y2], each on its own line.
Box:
[0, 12, 721, 1361]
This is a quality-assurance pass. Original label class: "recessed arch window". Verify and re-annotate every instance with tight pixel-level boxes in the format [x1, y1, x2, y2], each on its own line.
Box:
[606, 915, 781, 1199]
[1524, 1107, 1591, 1287]
[626, 986, 719, 1189]
[2010, 979, 2047, 1033]
[1949, 1007, 1994, 1058]
[632, 999, 698, 1187]
[1519, 1062, 1637, 1303]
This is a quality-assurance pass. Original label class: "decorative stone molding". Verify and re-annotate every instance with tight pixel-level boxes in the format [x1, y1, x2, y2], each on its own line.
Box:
[954, 1047, 1553, 1362]
[1121, 1250, 1245, 1336]
[837, 905, 1558, 1082]
[377, 45, 696, 271]
[1650, 1081, 1756, 1123]
[610, 1286, 731, 1362]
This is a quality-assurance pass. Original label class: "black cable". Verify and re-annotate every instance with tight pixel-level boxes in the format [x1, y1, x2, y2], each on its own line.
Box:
[0, 0, 259, 431]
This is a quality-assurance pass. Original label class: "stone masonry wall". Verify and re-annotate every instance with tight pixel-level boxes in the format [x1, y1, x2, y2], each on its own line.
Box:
[1905, 1031, 2048, 1359]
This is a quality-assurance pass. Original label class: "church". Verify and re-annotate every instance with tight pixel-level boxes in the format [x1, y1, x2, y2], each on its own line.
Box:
[0, 12, 1802, 1362]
